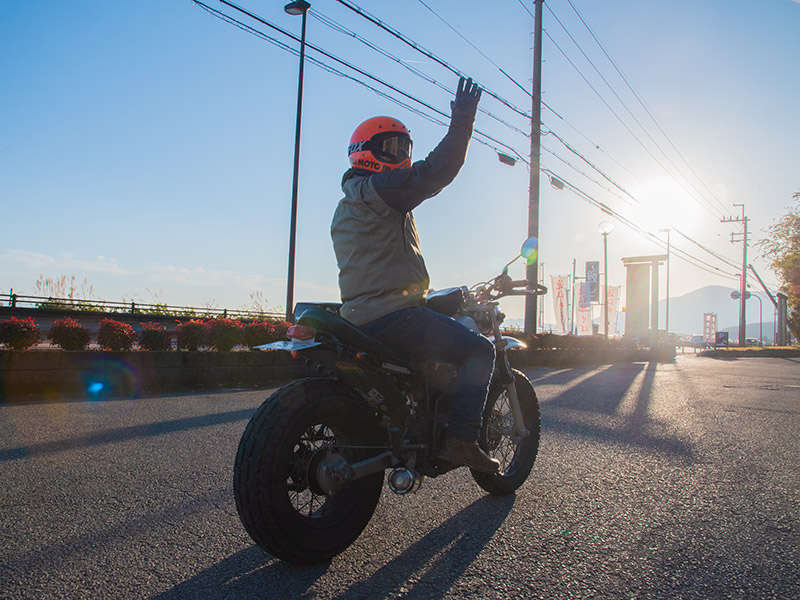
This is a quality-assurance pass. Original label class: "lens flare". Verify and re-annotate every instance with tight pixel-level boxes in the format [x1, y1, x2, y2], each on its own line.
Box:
[82, 358, 139, 400]
[87, 381, 105, 395]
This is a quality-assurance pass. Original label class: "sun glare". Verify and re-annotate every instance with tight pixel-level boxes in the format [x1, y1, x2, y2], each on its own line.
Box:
[630, 179, 701, 234]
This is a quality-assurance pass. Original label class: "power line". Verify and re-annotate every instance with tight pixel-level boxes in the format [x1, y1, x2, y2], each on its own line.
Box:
[546, 129, 639, 205]
[545, 26, 734, 226]
[544, 2, 721, 212]
[415, 0, 531, 98]
[198, 0, 739, 275]
[541, 143, 637, 208]
[550, 1, 734, 227]
[333, 0, 533, 121]
[673, 228, 741, 271]
[310, 9, 531, 139]
[194, 0, 530, 163]
[542, 168, 740, 280]
[564, 0, 729, 215]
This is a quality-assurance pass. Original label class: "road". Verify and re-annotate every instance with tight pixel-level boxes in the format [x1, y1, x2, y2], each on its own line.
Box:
[1, 354, 798, 599]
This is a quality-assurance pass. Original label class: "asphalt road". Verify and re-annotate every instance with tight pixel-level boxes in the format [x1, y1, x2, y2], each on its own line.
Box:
[2, 354, 798, 599]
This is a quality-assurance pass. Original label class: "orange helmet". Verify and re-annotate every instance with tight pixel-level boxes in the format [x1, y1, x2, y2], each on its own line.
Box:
[348, 116, 412, 173]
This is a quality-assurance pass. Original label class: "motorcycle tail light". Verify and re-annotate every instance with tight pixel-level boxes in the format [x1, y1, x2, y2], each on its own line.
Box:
[287, 325, 315, 340]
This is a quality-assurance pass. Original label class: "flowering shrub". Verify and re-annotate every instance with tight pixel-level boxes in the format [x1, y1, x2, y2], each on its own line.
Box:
[139, 322, 168, 351]
[270, 320, 292, 342]
[177, 320, 209, 351]
[48, 317, 91, 351]
[97, 319, 136, 351]
[243, 321, 274, 349]
[0, 317, 41, 350]
[208, 318, 243, 352]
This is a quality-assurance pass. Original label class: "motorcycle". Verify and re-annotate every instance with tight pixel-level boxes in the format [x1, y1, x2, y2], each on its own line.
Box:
[233, 238, 547, 565]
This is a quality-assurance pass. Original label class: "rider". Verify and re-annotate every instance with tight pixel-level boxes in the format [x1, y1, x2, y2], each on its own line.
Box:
[330, 77, 500, 473]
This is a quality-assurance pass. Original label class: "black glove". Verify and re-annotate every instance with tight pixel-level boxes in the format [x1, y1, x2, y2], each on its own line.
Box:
[450, 76, 482, 122]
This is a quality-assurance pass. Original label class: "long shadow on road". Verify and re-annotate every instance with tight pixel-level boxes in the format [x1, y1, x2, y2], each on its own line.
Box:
[154, 495, 515, 599]
[541, 362, 693, 459]
[0, 408, 255, 462]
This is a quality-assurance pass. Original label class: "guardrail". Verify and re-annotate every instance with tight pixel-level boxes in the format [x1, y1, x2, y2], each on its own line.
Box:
[0, 292, 284, 321]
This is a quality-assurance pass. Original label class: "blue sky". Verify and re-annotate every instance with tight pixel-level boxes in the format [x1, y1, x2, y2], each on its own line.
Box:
[2, 0, 798, 325]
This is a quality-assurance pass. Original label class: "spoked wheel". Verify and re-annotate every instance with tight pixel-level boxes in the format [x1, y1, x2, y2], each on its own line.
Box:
[471, 369, 541, 495]
[234, 379, 385, 564]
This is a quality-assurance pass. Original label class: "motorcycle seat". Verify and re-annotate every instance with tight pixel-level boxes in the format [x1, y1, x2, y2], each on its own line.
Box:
[296, 308, 412, 368]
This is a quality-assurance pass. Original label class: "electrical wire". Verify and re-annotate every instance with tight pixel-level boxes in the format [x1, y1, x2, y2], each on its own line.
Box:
[545, 129, 639, 205]
[333, 0, 534, 121]
[516, 0, 736, 238]
[415, 0, 531, 98]
[565, 0, 729, 215]
[194, 0, 530, 163]
[310, 9, 531, 139]
[197, 0, 740, 278]
[542, 168, 740, 280]
[541, 144, 637, 208]
[672, 228, 742, 271]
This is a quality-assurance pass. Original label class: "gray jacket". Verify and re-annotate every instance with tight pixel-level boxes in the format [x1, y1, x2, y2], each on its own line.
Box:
[331, 108, 475, 326]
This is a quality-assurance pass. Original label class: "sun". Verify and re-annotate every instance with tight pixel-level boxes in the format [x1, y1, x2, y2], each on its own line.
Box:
[629, 179, 703, 235]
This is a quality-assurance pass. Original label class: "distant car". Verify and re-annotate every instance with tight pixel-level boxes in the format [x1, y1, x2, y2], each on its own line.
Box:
[745, 338, 762, 347]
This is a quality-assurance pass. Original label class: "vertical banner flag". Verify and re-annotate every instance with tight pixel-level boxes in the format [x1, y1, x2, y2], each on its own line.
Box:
[550, 275, 570, 334]
[577, 282, 593, 336]
[585, 261, 600, 303]
[607, 285, 622, 336]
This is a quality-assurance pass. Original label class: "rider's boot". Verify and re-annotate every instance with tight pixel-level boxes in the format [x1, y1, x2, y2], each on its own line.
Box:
[439, 435, 500, 473]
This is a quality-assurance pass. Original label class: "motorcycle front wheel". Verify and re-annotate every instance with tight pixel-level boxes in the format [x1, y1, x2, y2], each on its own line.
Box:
[471, 368, 541, 495]
[233, 378, 385, 565]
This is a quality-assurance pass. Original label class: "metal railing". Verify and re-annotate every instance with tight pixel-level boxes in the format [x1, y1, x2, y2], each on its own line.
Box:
[0, 292, 285, 321]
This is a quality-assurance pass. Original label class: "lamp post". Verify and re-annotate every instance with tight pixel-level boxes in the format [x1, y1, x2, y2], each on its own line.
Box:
[598, 221, 614, 338]
[659, 228, 671, 338]
[284, 0, 311, 322]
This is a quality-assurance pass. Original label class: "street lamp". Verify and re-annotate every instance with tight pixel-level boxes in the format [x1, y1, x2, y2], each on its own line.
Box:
[659, 228, 671, 338]
[284, 0, 311, 322]
[598, 221, 614, 338]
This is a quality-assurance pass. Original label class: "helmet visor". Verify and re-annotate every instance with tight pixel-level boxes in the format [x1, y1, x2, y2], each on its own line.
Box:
[370, 132, 412, 164]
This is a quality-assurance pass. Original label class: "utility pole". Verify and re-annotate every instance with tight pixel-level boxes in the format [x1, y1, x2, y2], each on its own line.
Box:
[722, 205, 748, 346]
[524, 0, 543, 334]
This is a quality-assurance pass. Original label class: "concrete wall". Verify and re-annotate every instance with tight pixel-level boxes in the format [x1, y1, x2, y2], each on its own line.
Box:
[0, 350, 314, 400]
[1, 345, 679, 401]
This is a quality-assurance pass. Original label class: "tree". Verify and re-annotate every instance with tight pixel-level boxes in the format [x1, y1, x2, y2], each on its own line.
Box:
[758, 191, 800, 341]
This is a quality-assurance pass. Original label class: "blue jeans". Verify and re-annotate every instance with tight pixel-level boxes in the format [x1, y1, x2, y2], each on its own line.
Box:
[360, 306, 495, 439]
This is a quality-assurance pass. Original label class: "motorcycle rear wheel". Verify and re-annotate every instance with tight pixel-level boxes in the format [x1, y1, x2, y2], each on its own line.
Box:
[234, 378, 384, 564]
[471, 369, 541, 495]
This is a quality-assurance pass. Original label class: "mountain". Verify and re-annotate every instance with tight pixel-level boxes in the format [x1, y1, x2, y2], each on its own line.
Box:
[658, 285, 775, 342]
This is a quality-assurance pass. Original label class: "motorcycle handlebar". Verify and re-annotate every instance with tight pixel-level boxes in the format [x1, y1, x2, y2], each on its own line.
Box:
[493, 284, 548, 298]
[508, 279, 530, 289]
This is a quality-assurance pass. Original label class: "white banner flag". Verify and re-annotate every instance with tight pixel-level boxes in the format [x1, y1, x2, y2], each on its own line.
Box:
[550, 275, 570, 335]
[576, 305, 593, 336]
[607, 285, 622, 336]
